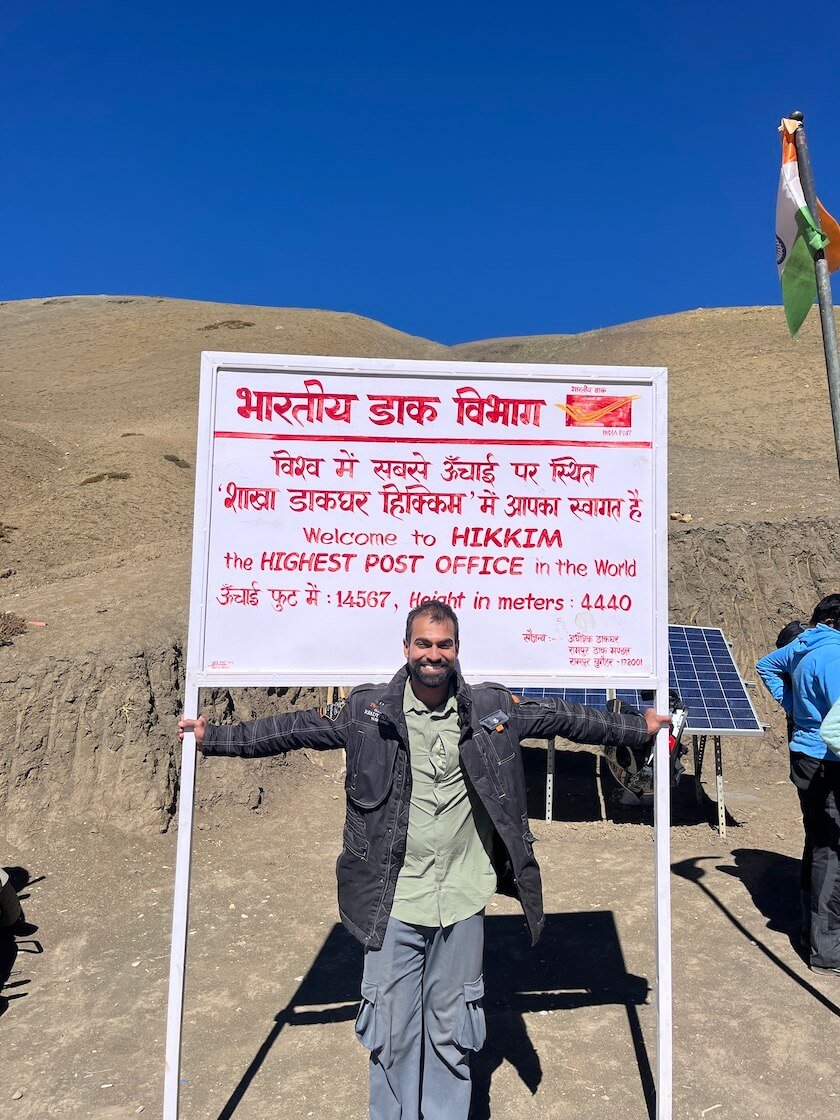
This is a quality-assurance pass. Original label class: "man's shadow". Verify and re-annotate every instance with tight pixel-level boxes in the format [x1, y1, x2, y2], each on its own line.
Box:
[215, 912, 653, 1120]
[1, 866, 43, 1019]
[472, 912, 652, 1119]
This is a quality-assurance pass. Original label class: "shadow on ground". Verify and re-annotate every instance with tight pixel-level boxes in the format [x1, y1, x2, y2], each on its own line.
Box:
[721, 848, 802, 949]
[521, 744, 741, 831]
[672, 853, 839, 1018]
[1, 866, 43, 1019]
[214, 912, 652, 1119]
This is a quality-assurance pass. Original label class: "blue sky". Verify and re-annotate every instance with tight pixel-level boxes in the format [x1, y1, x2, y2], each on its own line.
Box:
[3, 1, 840, 344]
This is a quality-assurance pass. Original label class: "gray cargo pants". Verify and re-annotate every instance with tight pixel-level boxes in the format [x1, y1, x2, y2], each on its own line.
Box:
[355, 912, 486, 1120]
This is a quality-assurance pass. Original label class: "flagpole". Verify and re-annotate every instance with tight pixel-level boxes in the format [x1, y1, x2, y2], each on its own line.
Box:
[789, 110, 840, 478]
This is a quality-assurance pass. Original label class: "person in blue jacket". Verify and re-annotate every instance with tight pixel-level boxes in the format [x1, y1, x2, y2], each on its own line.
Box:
[756, 594, 840, 975]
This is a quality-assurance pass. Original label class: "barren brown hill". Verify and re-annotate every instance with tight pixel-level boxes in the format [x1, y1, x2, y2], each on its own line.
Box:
[1, 296, 839, 836]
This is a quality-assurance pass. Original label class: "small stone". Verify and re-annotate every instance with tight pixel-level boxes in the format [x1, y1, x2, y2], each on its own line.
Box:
[12, 1091, 23, 1100]
[131, 961, 140, 967]
[136, 1108, 145, 1114]
[100, 1083, 113, 1088]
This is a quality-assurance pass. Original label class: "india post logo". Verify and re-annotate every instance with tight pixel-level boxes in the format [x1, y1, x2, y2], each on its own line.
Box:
[556, 394, 638, 428]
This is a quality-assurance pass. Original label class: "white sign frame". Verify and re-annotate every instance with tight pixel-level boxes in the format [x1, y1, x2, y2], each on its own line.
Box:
[189, 352, 668, 689]
[165, 353, 671, 1120]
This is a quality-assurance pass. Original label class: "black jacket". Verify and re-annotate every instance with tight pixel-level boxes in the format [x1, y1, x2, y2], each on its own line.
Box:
[202, 667, 651, 948]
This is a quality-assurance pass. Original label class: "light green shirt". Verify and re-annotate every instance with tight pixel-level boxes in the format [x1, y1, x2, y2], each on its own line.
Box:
[391, 680, 497, 926]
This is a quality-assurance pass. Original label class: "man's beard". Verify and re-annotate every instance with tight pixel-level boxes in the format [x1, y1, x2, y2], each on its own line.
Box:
[408, 659, 454, 689]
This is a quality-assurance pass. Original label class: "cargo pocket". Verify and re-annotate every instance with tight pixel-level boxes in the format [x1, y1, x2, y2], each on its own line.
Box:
[454, 976, 486, 1052]
[355, 979, 385, 1059]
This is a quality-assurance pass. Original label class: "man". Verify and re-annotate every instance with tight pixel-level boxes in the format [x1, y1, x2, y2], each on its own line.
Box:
[180, 600, 669, 1118]
[757, 594, 840, 976]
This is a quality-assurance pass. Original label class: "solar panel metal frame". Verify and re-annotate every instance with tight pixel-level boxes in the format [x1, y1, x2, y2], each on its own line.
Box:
[513, 625, 763, 736]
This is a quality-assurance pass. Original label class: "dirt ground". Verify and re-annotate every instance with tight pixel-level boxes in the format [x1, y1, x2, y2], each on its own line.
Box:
[3, 296, 840, 1118]
[4, 743, 840, 1120]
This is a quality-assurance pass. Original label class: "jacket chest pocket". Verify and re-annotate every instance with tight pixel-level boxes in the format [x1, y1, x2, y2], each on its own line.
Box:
[472, 731, 508, 799]
[346, 727, 399, 809]
[480, 726, 516, 766]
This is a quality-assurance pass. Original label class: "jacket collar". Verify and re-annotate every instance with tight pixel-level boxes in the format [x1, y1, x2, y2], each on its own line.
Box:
[380, 664, 472, 720]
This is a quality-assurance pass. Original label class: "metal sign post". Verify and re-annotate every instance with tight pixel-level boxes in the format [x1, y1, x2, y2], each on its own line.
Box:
[163, 712, 198, 1120]
[653, 371, 671, 1120]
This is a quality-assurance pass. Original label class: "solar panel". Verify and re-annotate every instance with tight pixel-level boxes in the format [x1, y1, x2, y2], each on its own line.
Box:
[513, 625, 764, 736]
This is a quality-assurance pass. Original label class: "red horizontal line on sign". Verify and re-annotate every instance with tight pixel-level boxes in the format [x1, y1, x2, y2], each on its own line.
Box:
[213, 431, 653, 449]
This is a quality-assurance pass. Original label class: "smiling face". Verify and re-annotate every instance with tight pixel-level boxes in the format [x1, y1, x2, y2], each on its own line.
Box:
[403, 614, 459, 699]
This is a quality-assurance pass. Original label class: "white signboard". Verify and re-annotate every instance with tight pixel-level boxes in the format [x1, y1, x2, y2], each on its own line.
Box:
[189, 353, 668, 688]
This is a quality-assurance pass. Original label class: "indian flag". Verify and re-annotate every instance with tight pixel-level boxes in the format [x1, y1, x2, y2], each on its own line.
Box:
[776, 117, 840, 338]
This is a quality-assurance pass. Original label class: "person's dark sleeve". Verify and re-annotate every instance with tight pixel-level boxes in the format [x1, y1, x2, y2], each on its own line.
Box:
[507, 695, 651, 749]
[202, 704, 348, 758]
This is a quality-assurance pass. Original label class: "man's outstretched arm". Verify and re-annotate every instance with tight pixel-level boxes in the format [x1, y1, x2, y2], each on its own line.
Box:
[177, 705, 347, 757]
[508, 694, 669, 749]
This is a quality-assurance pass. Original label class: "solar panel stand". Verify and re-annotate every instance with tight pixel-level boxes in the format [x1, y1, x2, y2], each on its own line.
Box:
[543, 689, 616, 824]
[598, 687, 617, 820]
[713, 736, 726, 839]
[693, 736, 707, 805]
[545, 739, 555, 823]
[692, 733, 727, 839]
[594, 753, 609, 821]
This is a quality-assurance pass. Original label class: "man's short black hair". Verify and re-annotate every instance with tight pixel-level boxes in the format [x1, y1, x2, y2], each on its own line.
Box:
[810, 594, 840, 627]
[775, 620, 806, 649]
[404, 600, 459, 645]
